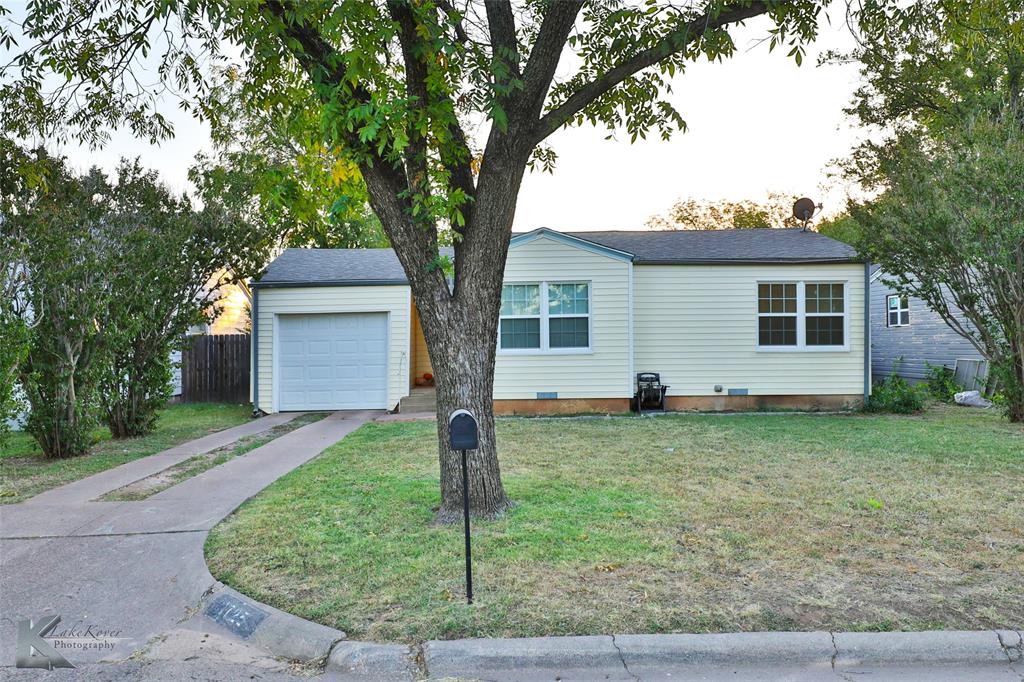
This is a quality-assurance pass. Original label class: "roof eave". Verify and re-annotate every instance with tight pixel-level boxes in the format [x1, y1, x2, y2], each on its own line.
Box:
[633, 257, 864, 265]
[251, 279, 410, 289]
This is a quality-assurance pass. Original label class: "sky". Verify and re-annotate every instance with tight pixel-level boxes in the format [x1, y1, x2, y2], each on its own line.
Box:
[31, 6, 865, 233]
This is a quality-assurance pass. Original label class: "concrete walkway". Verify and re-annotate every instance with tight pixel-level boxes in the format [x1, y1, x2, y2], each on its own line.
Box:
[0, 410, 378, 671]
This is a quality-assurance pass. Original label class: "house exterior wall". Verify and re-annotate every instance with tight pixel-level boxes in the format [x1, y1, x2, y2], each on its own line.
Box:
[493, 236, 632, 399]
[870, 276, 983, 382]
[255, 285, 411, 413]
[633, 263, 866, 397]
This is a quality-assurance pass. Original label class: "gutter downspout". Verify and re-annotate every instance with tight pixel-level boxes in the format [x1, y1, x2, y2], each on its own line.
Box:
[864, 262, 871, 404]
[252, 285, 260, 417]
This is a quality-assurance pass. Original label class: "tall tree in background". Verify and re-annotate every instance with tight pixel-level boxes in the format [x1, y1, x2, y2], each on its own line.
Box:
[10, 158, 116, 458]
[100, 160, 249, 438]
[647, 192, 802, 229]
[0, 140, 40, 444]
[2, 1, 828, 518]
[840, 0, 1024, 421]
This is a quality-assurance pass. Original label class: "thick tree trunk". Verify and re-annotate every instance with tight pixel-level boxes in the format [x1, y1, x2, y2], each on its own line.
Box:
[361, 148, 526, 520]
[429, 321, 513, 522]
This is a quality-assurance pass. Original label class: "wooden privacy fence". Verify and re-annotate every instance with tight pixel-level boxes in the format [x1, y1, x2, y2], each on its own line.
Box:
[180, 334, 250, 403]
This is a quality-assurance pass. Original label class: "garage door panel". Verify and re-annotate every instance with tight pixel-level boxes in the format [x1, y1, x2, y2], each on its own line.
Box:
[278, 312, 388, 410]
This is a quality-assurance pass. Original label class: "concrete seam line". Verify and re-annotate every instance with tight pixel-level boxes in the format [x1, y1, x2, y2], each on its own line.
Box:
[610, 634, 639, 681]
[3, 528, 209, 540]
[412, 642, 428, 680]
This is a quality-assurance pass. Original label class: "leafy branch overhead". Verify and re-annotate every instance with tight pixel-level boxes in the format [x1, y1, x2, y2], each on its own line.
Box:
[2, 1, 823, 241]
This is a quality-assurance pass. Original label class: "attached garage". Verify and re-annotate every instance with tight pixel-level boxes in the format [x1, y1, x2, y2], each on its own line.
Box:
[252, 249, 417, 414]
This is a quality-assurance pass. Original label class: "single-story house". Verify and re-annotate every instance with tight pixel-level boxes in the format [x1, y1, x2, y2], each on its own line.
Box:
[251, 227, 870, 415]
[870, 267, 986, 386]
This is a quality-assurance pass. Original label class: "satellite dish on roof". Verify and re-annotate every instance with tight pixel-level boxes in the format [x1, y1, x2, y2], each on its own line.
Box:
[792, 197, 822, 231]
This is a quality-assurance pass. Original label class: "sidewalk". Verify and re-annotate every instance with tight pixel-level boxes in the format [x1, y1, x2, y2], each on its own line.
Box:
[0, 410, 378, 667]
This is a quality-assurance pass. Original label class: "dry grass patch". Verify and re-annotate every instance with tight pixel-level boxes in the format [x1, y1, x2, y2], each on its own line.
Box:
[205, 406, 1023, 642]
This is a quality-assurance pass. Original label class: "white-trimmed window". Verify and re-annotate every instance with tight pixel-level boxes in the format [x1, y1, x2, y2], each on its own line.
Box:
[758, 283, 798, 346]
[805, 283, 845, 346]
[757, 281, 848, 351]
[887, 294, 910, 327]
[499, 281, 591, 352]
[499, 284, 541, 349]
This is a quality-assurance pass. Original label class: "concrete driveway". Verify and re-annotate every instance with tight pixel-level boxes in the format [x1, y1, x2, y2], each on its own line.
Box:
[0, 410, 378, 673]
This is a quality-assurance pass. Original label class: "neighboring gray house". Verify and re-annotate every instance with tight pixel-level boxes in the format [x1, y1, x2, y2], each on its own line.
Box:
[870, 267, 985, 384]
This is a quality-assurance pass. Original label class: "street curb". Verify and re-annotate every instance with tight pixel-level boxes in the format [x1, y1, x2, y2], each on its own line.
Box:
[327, 641, 419, 680]
[189, 581, 1023, 680]
[833, 630, 1017, 667]
[425, 635, 625, 679]
[196, 583, 346, 663]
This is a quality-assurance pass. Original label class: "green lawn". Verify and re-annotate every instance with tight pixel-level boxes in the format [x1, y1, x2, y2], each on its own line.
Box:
[205, 406, 1024, 643]
[0, 402, 253, 503]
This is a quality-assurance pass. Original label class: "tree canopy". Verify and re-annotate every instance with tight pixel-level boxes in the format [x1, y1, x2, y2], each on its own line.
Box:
[647, 192, 803, 230]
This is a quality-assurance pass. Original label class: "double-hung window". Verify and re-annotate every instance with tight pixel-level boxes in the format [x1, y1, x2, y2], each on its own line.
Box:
[499, 281, 590, 352]
[887, 294, 910, 327]
[805, 283, 845, 346]
[757, 283, 798, 346]
[757, 281, 848, 350]
[499, 284, 541, 349]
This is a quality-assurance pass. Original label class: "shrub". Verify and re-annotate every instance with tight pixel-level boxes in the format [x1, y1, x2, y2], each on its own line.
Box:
[924, 363, 961, 403]
[866, 372, 925, 414]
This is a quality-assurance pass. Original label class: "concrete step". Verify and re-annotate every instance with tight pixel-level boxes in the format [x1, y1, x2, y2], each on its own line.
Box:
[400, 388, 436, 413]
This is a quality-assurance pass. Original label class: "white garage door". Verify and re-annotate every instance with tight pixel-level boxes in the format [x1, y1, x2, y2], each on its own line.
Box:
[278, 313, 388, 410]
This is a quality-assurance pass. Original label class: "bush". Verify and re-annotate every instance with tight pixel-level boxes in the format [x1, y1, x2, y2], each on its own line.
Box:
[866, 372, 925, 414]
[924, 363, 961, 403]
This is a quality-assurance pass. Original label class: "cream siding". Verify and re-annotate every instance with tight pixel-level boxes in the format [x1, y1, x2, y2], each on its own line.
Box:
[256, 285, 411, 412]
[494, 236, 631, 399]
[633, 263, 866, 395]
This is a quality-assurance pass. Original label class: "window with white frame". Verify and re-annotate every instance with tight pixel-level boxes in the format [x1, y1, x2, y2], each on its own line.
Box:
[499, 282, 590, 351]
[757, 283, 798, 346]
[887, 294, 910, 327]
[805, 283, 845, 346]
[499, 284, 541, 349]
[757, 281, 848, 350]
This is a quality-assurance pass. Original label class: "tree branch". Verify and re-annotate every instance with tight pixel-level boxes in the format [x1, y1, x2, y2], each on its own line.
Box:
[516, 0, 584, 123]
[485, 0, 521, 79]
[531, 1, 775, 144]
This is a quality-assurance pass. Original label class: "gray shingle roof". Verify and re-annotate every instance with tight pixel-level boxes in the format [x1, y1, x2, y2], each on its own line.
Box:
[564, 228, 858, 264]
[255, 229, 858, 286]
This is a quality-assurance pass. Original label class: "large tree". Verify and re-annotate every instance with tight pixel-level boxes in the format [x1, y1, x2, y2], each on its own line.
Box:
[2, 1, 827, 518]
[838, 0, 1024, 421]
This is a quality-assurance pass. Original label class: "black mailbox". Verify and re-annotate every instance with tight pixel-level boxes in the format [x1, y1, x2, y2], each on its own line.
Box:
[448, 409, 479, 450]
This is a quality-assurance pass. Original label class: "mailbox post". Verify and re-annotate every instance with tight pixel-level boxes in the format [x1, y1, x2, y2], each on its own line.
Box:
[447, 409, 478, 604]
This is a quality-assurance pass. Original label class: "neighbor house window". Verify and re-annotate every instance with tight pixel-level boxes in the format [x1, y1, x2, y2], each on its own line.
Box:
[499, 281, 591, 352]
[887, 294, 910, 327]
[757, 281, 848, 350]
[499, 284, 540, 349]
[758, 283, 797, 346]
[805, 283, 845, 346]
